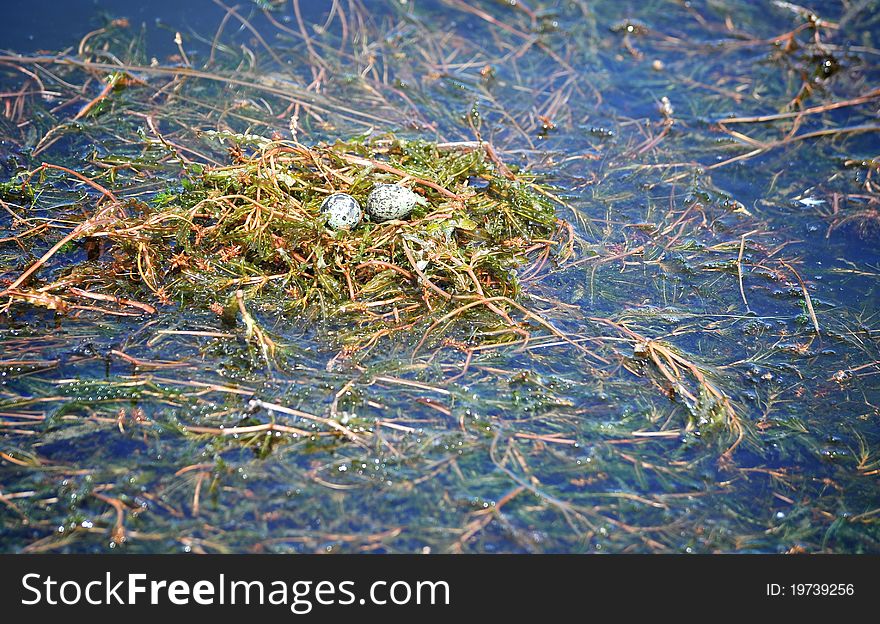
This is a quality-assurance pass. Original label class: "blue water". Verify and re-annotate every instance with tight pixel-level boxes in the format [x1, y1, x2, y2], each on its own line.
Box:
[0, 0, 878, 553]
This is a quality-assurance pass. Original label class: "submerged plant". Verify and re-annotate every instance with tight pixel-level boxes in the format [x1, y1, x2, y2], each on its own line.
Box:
[1, 0, 877, 555]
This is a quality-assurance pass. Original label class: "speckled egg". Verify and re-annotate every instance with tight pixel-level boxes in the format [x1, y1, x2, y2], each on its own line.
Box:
[366, 184, 425, 222]
[320, 193, 362, 230]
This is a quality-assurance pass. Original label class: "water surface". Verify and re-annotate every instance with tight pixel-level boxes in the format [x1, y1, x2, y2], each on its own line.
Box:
[1, 0, 878, 553]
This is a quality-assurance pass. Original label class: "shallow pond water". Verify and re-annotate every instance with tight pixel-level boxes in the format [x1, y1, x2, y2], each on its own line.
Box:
[1, 0, 879, 553]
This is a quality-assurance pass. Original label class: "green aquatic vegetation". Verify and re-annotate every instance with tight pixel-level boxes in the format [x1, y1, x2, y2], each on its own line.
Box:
[0, 0, 879, 555]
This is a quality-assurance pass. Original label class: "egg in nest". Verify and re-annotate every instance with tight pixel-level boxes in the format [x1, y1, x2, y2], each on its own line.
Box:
[366, 184, 426, 222]
[320, 193, 363, 230]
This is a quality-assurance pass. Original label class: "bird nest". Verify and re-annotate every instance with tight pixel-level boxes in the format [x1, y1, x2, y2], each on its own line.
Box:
[2, 134, 576, 358]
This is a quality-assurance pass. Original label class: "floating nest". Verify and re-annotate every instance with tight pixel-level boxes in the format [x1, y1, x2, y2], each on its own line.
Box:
[2, 134, 576, 355]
